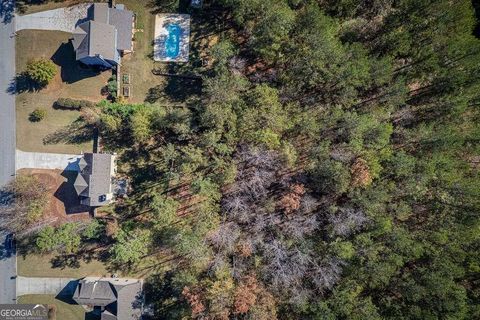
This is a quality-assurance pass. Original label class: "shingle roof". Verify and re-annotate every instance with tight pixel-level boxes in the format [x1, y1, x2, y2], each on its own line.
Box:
[101, 310, 118, 320]
[72, 3, 133, 62]
[73, 173, 88, 195]
[108, 7, 133, 51]
[73, 279, 117, 307]
[110, 279, 143, 320]
[75, 153, 115, 207]
[73, 277, 143, 320]
[78, 157, 88, 171]
[89, 20, 117, 61]
[72, 23, 90, 60]
[93, 3, 109, 23]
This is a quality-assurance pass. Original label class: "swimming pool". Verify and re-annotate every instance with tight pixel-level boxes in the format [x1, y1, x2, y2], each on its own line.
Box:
[165, 24, 181, 59]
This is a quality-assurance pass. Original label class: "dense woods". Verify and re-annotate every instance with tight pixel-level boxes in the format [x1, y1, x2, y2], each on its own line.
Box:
[82, 0, 480, 319]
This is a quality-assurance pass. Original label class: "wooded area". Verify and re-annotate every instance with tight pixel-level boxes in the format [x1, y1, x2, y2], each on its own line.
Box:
[26, 0, 480, 319]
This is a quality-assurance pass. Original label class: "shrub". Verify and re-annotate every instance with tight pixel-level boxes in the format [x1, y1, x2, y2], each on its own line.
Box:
[55, 98, 94, 110]
[29, 108, 47, 122]
[25, 58, 57, 86]
[107, 75, 118, 100]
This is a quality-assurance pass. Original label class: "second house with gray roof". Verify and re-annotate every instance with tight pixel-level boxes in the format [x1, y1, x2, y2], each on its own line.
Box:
[74, 152, 116, 207]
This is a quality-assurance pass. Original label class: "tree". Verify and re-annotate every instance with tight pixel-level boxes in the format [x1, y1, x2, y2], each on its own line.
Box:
[25, 58, 57, 87]
[234, 275, 259, 314]
[110, 229, 150, 266]
[36, 223, 82, 254]
[130, 108, 152, 144]
[1, 174, 49, 231]
[29, 108, 47, 122]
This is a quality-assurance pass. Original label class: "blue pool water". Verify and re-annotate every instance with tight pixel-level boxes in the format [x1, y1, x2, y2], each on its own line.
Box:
[165, 24, 181, 58]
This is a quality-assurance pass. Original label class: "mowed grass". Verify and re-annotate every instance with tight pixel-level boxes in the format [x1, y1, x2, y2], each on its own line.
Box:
[120, 0, 166, 103]
[17, 251, 110, 278]
[16, 30, 110, 154]
[17, 0, 104, 15]
[17, 295, 87, 320]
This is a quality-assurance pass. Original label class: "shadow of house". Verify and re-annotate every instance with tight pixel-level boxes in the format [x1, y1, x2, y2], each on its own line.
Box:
[54, 166, 92, 215]
[56, 279, 80, 303]
[51, 42, 101, 84]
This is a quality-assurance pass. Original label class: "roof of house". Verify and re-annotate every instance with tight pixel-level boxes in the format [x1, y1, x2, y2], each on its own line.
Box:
[73, 277, 143, 320]
[72, 3, 133, 61]
[74, 153, 115, 206]
[73, 20, 117, 61]
[111, 279, 143, 320]
[72, 278, 117, 307]
[108, 6, 133, 51]
[101, 310, 118, 320]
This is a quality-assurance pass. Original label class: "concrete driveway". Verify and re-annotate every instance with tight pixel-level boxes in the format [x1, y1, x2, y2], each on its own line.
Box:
[16, 3, 91, 33]
[16, 150, 82, 171]
[17, 276, 78, 296]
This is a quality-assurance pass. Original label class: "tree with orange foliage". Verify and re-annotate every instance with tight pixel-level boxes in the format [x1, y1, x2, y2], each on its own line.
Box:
[182, 287, 206, 316]
[234, 275, 259, 314]
[279, 184, 306, 214]
[350, 158, 372, 188]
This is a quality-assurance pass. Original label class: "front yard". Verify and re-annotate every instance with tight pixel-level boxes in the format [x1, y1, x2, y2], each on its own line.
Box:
[17, 250, 110, 278]
[17, 295, 88, 320]
[16, 30, 109, 154]
[17, 168, 91, 222]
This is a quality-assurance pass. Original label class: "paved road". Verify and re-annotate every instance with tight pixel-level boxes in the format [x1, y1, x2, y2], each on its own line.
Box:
[0, 232, 17, 304]
[17, 276, 78, 296]
[0, 6, 16, 188]
[16, 150, 82, 171]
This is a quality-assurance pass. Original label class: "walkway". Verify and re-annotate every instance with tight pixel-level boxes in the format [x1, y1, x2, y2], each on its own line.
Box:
[15, 3, 90, 33]
[0, 5, 16, 188]
[17, 276, 78, 296]
[16, 150, 82, 171]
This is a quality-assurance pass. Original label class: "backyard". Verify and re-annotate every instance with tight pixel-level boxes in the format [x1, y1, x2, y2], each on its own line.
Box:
[118, 0, 165, 103]
[16, 30, 109, 154]
[18, 295, 90, 320]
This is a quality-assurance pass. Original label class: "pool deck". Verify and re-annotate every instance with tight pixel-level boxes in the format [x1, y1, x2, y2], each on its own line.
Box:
[154, 14, 190, 62]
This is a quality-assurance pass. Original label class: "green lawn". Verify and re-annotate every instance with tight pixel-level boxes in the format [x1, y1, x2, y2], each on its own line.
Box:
[120, 0, 166, 103]
[16, 30, 109, 153]
[17, 251, 110, 278]
[17, 295, 88, 320]
[17, 0, 104, 15]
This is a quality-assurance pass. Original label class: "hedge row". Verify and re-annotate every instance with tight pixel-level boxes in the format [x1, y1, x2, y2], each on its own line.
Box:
[55, 98, 95, 110]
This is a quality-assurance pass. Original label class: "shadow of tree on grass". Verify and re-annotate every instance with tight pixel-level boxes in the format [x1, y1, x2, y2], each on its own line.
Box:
[145, 74, 202, 103]
[43, 117, 94, 145]
[7, 73, 44, 95]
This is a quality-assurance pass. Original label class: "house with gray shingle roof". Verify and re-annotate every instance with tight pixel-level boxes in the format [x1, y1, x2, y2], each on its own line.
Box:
[73, 277, 143, 320]
[72, 3, 133, 68]
[74, 152, 116, 207]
